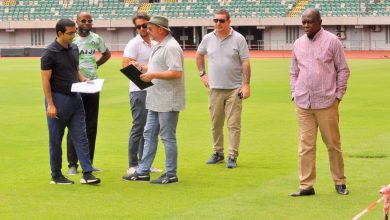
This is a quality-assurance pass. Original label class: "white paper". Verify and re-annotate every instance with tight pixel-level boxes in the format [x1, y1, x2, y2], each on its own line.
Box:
[71, 79, 104, 94]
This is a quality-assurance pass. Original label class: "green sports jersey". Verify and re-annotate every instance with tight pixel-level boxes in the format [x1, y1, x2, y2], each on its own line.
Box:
[73, 32, 107, 79]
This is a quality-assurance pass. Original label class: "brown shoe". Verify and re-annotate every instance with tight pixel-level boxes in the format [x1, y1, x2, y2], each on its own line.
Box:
[289, 187, 315, 197]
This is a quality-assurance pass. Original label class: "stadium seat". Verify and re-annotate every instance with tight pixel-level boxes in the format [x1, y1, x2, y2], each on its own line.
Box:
[0, 0, 389, 21]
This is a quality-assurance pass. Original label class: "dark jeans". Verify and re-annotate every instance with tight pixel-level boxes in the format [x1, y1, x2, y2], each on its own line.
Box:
[45, 92, 93, 177]
[128, 91, 147, 167]
[67, 92, 100, 168]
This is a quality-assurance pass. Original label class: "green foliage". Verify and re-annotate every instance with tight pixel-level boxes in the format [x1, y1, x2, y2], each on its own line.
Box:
[0, 58, 389, 219]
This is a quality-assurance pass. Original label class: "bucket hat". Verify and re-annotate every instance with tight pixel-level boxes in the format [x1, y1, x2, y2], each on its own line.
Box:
[148, 15, 171, 33]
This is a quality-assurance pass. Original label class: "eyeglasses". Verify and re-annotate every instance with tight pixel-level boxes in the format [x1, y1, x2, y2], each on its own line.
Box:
[64, 31, 76, 36]
[80, 19, 93, 24]
[213, 19, 226, 23]
[136, 24, 148, 29]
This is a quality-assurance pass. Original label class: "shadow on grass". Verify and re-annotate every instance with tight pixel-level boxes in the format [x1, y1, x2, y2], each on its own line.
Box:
[348, 152, 388, 159]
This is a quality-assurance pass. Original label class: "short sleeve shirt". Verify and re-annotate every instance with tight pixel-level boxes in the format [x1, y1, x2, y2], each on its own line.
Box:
[123, 34, 155, 92]
[197, 28, 249, 89]
[40, 40, 79, 95]
[146, 35, 186, 112]
[73, 32, 107, 79]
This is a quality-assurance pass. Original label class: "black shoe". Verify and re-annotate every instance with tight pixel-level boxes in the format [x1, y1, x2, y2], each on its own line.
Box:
[122, 172, 150, 181]
[80, 172, 101, 184]
[226, 156, 237, 168]
[289, 187, 315, 197]
[335, 184, 349, 195]
[150, 173, 178, 184]
[206, 152, 224, 164]
[50, 175, 74, 185]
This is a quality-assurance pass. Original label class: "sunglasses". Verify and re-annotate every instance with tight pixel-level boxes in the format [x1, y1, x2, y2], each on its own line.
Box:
[80, 19, 93, 24]
[136, 24, 148, 29]
[213, 19, 226, 23]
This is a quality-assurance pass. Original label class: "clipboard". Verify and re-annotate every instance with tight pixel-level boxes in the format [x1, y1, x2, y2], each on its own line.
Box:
[120, 64, 153, 90]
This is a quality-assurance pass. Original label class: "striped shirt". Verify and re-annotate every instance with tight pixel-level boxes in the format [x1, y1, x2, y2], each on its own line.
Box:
[290, 28, 350, 109]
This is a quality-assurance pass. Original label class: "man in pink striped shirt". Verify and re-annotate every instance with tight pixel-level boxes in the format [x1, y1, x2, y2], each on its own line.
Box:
[289, 8, 350, 197]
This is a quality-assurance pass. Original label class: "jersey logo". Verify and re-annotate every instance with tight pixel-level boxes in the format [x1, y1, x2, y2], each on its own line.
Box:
[80, 49, 96, 55]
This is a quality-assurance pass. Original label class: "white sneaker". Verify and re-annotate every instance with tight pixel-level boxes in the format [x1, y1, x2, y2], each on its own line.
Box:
[127, 167, 137, 175]
[150, 167, 163, 173]
[67, 166, 78, 175]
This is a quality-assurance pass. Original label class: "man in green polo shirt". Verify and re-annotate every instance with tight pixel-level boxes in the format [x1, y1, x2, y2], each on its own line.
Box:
[66, 11, 111, 174]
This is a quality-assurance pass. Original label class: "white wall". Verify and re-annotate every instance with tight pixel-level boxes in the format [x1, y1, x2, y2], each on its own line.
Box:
[44, 29, 57, 45]
[0, 18, 390, 51]
[93, 27, 136, 52]
[265, 26, 295, 50]
[117, 27, 137, 51]
[369, 26, 389, 50]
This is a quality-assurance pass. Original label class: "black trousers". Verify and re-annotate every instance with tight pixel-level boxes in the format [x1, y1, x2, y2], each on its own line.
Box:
[67, 92, 100, 168]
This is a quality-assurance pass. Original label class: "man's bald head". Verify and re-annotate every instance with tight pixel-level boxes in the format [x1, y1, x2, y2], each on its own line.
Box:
[77, 11, 91, 20]
[302, 8, 321, 23]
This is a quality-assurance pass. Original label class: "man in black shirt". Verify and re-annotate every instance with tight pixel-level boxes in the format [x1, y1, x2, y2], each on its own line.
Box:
[41, 18, 101, 185]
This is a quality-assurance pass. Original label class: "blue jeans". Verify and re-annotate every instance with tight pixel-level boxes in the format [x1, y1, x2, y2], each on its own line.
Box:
[137, 110, 179, 176]
[45, 92, 93, 178]
[128, 91, 147, 167]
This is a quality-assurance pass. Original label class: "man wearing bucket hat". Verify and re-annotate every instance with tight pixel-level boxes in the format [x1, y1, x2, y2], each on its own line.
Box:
[122, 12, 162, 176]
[122, 15, 185, 184]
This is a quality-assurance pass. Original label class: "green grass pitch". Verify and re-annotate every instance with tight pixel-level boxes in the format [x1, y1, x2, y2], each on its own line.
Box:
[0, 57, 390, 219]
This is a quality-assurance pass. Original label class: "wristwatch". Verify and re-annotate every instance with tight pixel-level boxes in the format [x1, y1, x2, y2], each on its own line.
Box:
[199, 70, 206, 77]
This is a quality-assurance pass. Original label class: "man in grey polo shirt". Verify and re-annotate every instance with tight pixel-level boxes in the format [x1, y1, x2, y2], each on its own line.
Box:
[196, 9, 251, 169]
[122, 15, 185, 184]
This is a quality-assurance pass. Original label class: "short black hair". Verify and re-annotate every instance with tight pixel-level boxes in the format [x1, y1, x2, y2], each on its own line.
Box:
[56, 19, 75, 36]
[215, 9, 230, 20]
[132, 12, 150, 25]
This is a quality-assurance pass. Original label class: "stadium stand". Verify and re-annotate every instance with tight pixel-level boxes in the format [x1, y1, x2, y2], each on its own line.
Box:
[0, 0, 315, 21]
[293, 0, 364, 17]
[1, 0, 390, 22]
[289, 0, 390, 17]
[1, 0, 390, 53]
